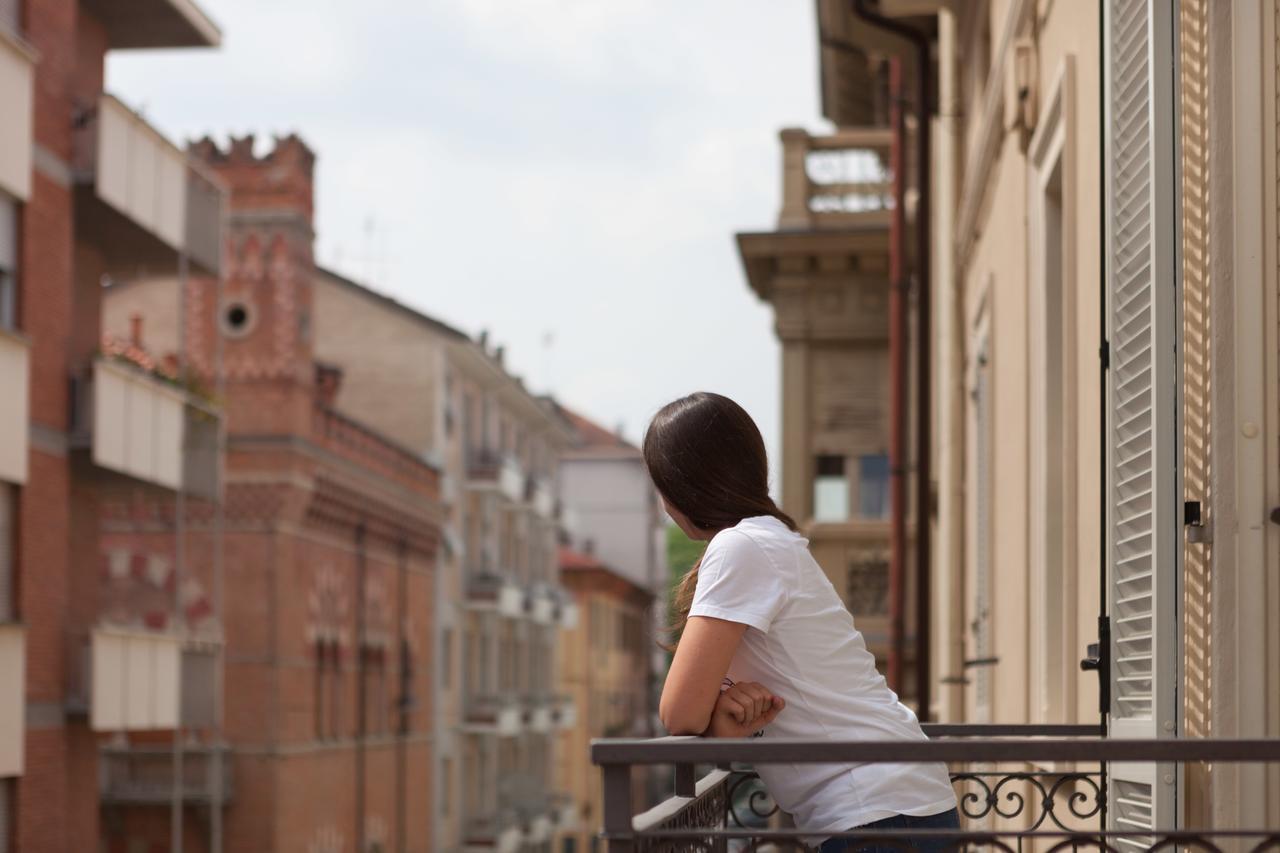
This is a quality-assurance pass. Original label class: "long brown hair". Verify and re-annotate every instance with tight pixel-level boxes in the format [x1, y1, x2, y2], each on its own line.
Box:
[643, 392, 797, 648]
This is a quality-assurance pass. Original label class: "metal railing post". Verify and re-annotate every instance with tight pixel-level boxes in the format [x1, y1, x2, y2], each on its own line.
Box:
[673, 763, 695, 797]
[601, 763, 633, 852]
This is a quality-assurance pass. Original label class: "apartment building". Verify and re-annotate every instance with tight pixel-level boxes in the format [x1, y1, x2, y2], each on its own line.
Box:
[551, 404, 665, 733]
[0, 0, 231, 850]
[310, 268, 577, 853]
[810, 0, 1280, 836]
[554, 546, 652, 853]
[103, 134, 443, 852]
[736, 72, 914, 686]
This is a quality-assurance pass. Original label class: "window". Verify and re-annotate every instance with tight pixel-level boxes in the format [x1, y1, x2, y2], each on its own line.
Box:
[0, 484, 12, 622]
[812, 455, 848, 522]
[441, 628, 453, 690]
[856, 454, 891, 519]
[0, 196, 16, 332]
[362, 644, 388, 736]
[441, 757, 452, 816]
[314, 639, 342, 739]
[845, 557, 889, 616]
[1028, 61, 1077, 723]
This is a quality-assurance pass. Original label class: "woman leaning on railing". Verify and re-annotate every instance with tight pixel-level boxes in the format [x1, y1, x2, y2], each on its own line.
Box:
[640, 391, 959, 852]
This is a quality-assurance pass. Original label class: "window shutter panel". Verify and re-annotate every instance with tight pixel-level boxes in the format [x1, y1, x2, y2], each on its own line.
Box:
[1104, 0, 1180, 839]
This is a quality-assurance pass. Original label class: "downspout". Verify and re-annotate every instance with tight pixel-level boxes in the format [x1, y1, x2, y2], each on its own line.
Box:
[853, 0, 934, 720]
[396, 535, 409, 853]
[887, 55, 909, 695]
[355, 521, 367, 853]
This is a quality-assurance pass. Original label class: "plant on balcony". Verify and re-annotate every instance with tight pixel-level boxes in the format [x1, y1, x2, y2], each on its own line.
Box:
[98, 335, 217, 405]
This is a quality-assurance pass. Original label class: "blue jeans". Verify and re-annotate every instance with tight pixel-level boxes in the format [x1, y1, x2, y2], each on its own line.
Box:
[818, 807, 962, 853]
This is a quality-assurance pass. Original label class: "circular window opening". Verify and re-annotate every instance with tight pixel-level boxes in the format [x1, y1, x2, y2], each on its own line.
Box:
[221, 301, 255, 337]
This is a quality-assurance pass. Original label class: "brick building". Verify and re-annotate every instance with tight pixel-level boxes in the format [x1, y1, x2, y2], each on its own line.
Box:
[104, 134, 444, 853]
[0, 1, 226, 851]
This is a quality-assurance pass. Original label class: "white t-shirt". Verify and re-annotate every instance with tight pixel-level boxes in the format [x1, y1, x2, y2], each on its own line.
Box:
[688, 515, 956, 840]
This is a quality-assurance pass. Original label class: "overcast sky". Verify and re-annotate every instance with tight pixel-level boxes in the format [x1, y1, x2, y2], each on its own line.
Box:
[108, 0, 827, 482]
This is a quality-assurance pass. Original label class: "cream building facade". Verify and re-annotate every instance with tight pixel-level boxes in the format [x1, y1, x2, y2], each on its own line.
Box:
[738, 58, 915, 685]
[554, 546, 652, 853]
[311, 269, 577, 853]
[814, 0, 1280, 835]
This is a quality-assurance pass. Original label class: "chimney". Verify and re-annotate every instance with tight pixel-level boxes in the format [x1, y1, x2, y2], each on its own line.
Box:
[583, 538, 595, 556]
[314, 362, 344, 408]
[130, 314, 144, 348]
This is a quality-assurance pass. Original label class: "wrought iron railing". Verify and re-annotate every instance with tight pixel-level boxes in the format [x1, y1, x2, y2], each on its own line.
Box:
[591, 726, 1280, 852]
[100, 742, 232, 805]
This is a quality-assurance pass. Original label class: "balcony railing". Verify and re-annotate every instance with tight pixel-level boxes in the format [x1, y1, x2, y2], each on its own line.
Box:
[524, 473, 556, 519]
[592, 726, 1280, 851]
[463, 694, 524, 737]
[71, 93, 224, 277]
[778, 127, 894, 231]
[0, 623, 24, 777]
[465, 571, 525, 619]
[100, 742, 232, 805]
[69, 358, 220, 495]
[0, 329, 30, 485]
[466, 449, 524, 504]
[549, 694, 577, 731]
[463, 811, 523, 853]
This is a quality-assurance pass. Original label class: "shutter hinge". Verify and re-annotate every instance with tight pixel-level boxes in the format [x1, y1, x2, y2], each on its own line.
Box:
[1099, 340, 1110, 369]
[1080, 615, 1110, 716]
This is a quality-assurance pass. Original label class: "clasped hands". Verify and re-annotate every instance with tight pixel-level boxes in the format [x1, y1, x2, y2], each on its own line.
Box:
[705, 681, 785, 738]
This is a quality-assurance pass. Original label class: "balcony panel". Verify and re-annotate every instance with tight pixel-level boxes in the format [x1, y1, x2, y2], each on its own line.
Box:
[558, 600, 579, 631]
[463, 816, 522, 853]
[463, 695, 524, 738]
[73, 95, 216, 277]
[466, 450, 524, 504]
[0, 330, 29, 484]
[0, 31, 34, 201]
[554, 697, 576, 730]
[78, 0, 221, 49]
[83, 359, 186, 491]
[0, 624, 25, 776]
[100, 743, 231, 804]
[91, 628, 181, 732]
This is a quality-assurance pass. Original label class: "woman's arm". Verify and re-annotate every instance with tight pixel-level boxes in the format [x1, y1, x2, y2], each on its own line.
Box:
[658, 615, 747, 735]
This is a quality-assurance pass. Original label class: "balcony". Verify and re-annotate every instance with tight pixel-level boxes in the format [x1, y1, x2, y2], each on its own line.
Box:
[465, 571, 524, 619]
[99, 743, 232, 805]
[463, 694, 523, 737]
[83, 627, 182, 732]
[524, 473, 556, 519]
[0, 623, 25, 777]
[72, 93, 225, 278]
[551, 792, 578, 831]
[553, 594, 579, 630]
[0, 329, 29, 484]
[778, 127, 893, 231]
[78, 0, 220, 48]
[463, 813, 522, 853]
[0, 27, 35, 202]
[549, 694, 577, 731]
[592, 727, 1280, 851]
[525, 585, 556, 626]
[525, 695, 553, 734]
[69, 358, 220, 494]
[466, 449, 524, 504]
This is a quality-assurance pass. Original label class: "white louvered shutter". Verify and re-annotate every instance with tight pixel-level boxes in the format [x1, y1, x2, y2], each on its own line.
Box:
[1104, 0, 1179, 841]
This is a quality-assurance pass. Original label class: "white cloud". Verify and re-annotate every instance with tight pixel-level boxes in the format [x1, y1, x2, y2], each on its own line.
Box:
[106, 0, 821, 479]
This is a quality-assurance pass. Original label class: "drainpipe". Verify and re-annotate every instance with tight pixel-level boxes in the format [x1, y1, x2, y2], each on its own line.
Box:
[396, 535, 409, 853]
[355, 521, 367, 853]
[887, 55, 908, 696]
[853, 0, 933, 721]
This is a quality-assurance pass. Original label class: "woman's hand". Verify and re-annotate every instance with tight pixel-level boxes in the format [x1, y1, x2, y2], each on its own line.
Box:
[705, 682, 784, 738]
